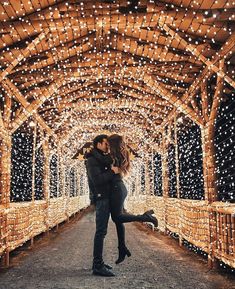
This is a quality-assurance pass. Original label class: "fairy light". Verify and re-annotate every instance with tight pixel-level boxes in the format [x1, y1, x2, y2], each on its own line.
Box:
[0, 0, 234, 271]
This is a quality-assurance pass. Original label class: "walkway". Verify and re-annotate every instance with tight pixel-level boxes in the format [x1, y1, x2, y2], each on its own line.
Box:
[0, 211, 234, 289]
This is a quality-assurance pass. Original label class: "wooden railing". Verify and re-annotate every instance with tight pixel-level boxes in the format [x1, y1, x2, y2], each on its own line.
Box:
[0, 195, 89, 265]
[210, 203, 235, 268]
[126, 196, 235, 268]
[0, 206, 7, 256]
[1, 194, 234, 269]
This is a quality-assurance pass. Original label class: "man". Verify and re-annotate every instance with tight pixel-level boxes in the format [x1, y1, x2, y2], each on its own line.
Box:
[85, 134, 119, 277]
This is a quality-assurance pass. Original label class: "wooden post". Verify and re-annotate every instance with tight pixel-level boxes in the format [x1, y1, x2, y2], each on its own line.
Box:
[0, 135, 11, 207]
[201, 123, 219, 268]
[202, 62, 225, 202]
[1, 249, 10, 268]
[201, 66, 224, 268]
[3, 93, 12, 130]
[201, 124, 218, 203]
[30, 123, 37, 247]
[174, 116, 183, 246]
[162, 131, 169, 234]
[31, 124, 37, 203]
[0, 133, 12, 267]
[58, 146, 68, 221]
[60, 152, 66, 199]
[42, 139, 50, 235]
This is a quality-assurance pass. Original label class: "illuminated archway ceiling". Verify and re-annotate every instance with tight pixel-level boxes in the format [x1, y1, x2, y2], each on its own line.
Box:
[0, 0, 234, 149]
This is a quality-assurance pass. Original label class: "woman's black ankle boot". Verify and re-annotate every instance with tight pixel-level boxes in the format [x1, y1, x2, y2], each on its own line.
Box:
[115, 246, 131, 264]
[143, 210, 158, 227]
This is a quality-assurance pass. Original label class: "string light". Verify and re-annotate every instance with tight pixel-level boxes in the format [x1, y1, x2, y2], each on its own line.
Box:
[0, 0, 234, 271]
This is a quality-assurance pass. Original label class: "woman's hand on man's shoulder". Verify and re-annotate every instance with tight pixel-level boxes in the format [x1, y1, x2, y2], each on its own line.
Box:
[111, 165, 120, 174]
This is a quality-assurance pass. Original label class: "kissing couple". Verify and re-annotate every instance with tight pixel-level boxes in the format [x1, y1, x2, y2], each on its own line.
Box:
[85, 134, 158, 277]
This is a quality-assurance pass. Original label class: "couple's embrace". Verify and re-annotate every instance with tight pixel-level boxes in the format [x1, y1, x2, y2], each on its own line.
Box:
[85, 134, 158, 277]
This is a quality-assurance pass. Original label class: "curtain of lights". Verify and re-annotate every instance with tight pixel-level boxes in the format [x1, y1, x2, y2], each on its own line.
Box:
[34, 147, 44, 200]
[177, 123, 204, 200]
[49, 154, 58, 198]
[167, 144, 177, 198]
[69, 167, 76, 197]
[10, 126, 33, 202]
[64, 166, 70, 197]
[140, 164, 145, 194]
[153, 153, 163, 196]
[215, 94, 235, 202]
[57, 159, 62, 198]
[148, 159, 154, 195]
[130, 180, 136, 196]
[58, 165, 64, 197]
[80, 174, 85, 195]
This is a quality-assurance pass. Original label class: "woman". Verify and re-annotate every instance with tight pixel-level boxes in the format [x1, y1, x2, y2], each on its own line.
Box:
[108, 134, 158, 264]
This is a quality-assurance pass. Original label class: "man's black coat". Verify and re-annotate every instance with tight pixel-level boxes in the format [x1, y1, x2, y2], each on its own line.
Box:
[85, 148, 114, 204]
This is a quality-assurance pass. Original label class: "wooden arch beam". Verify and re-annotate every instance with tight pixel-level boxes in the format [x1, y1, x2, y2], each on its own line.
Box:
[48, 77, 170, 112]
[0, 30, 49, 83]
[113, 78, 170, 106]
[52, 94, 164, 132]
[1, 78, 57, 138]
[0, 13, 162, 34]
[10, 77, 66, 133]
[7, 32, 96, 133]
[0, 111, 5, 132]
[160, 31, 235, 128]
[121, 66, 204, 126]
[15, 33, 95, 73]
[58, 106, 158, 147]
[24, 62, 201, 128]
[158, 21, 235, 88]
[56, 97, 165, 118]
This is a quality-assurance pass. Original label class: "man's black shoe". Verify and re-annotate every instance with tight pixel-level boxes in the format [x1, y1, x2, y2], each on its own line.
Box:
[92, 265, 115, 277]
[92, 263, 112, 270]
[104, 263, 112, 270]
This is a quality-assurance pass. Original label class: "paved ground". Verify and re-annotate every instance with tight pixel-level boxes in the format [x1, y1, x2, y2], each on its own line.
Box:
[0, 210, 234, 289]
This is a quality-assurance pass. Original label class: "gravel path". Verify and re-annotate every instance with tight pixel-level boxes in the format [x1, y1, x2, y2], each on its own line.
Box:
[0, 211, 234, 289]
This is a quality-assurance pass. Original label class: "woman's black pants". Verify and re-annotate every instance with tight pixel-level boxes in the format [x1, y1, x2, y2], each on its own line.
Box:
[110, 180, 145, 248]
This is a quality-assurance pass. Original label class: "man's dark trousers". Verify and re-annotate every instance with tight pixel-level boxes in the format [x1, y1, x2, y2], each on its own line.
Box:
[93, 198, 110, 267]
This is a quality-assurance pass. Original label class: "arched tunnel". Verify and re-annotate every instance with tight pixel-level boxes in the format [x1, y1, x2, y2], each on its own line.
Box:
[0, 0, 235, 288]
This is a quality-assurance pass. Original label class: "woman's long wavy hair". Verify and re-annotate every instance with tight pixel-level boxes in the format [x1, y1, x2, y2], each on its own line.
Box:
[108, 134, 130, 175]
